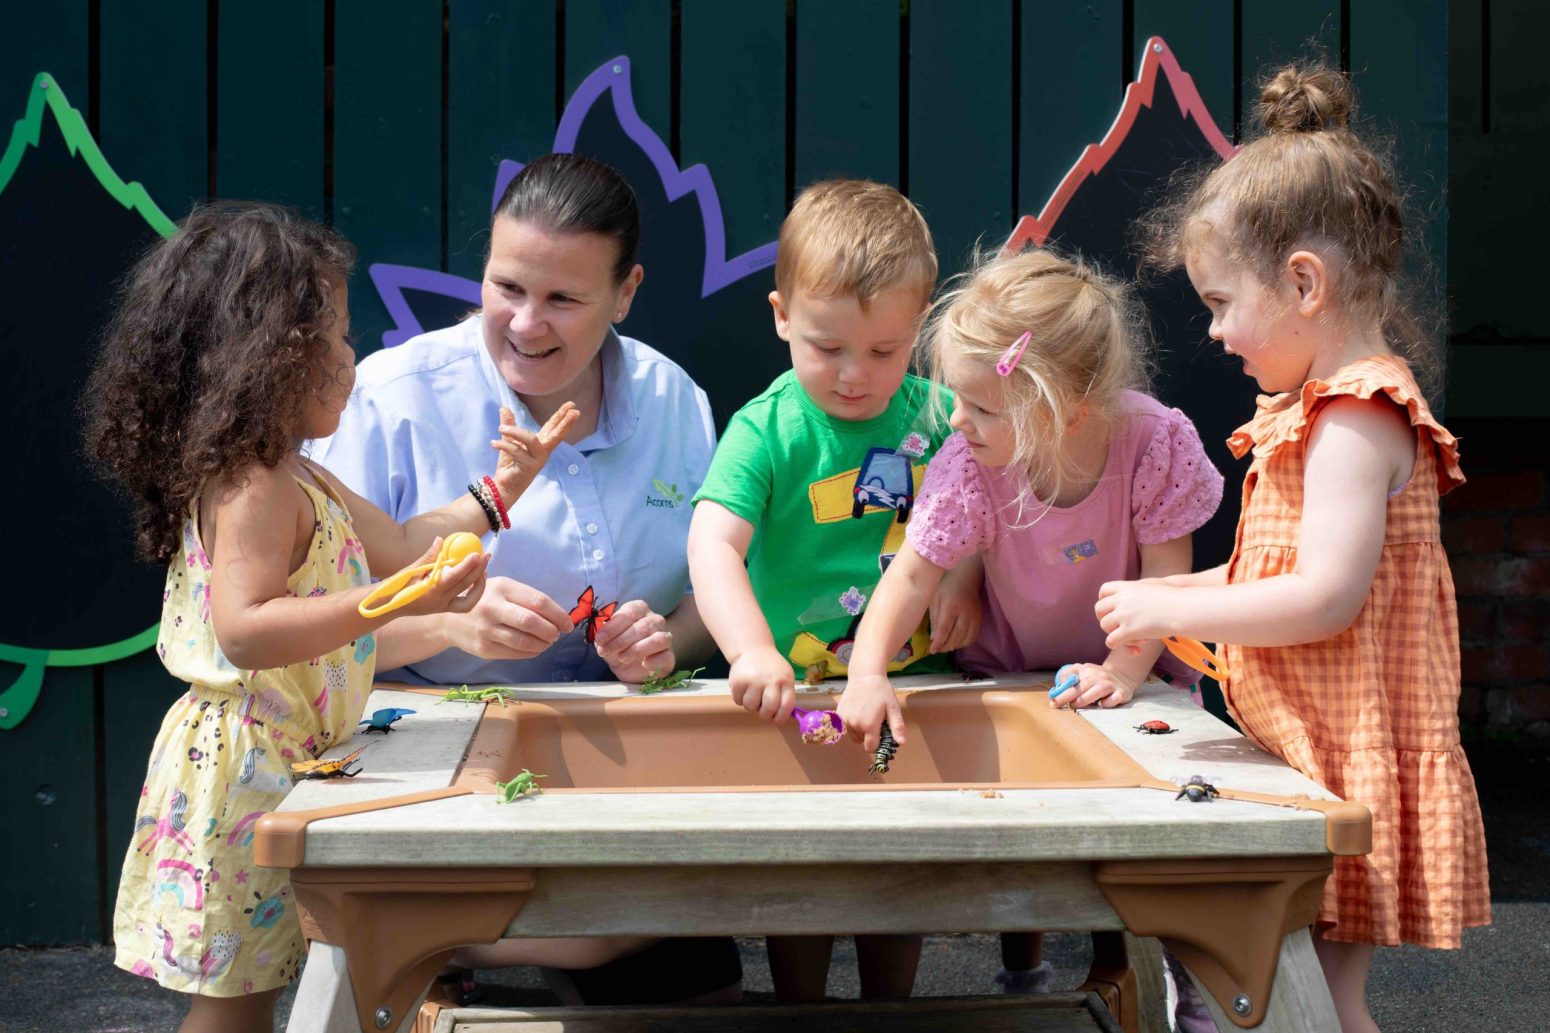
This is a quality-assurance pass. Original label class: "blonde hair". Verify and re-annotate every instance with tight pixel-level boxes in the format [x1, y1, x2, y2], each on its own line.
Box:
[922, 248, 1150, 514]
[1143, 62, 1442, 397]
[775, 179, 937, 307]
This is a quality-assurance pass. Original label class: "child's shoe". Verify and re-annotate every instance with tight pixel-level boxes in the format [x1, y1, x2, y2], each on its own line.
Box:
[993, 960, 1055, 993]
[1162, 947, 1220, 1033]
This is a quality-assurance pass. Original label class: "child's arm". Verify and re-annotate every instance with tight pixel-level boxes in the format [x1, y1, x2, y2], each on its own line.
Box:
[317, 405, 578, 575]
[1097, 396, 1413, 648]
[687, 501, 796, 723]
[838, 541, 949, 752]
[1156, 564, 1228, 588]
[205, 464, 486, 670]
[1052, 535, 1191, 709]
[929, 552, 984, 654]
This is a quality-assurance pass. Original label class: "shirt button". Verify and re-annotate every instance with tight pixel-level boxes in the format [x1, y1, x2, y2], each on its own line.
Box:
[567, 463, 580, 475]
[586, 522, 598, 535]
[592, 548, 604, 560]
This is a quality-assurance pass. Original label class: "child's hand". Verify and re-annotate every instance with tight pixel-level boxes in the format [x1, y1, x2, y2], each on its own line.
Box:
[1048, 662, 1139, 709]
[837, 673, 906, 755]
[928, 560, 983, 654]
[591, 599, 674, 684]
[492, 403, 580, 503]
[1095, 580, 1176, 652]
[397, 538, 490, 618]
[729, 646, 796, 724]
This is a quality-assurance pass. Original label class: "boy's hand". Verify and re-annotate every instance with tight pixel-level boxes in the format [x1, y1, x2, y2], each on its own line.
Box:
[728, 646, 796, 723]
[592, 599, 674, 684]
[492, 403, 580, 503]
[838, 673, 906, 755]
[398, 538, 490, 618]
[1048, 662, 1139, 710]
[1095, 580, 1176, 652]
[928, 560, 983, 653]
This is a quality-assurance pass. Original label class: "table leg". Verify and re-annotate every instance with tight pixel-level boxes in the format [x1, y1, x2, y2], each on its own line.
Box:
[1079, 931, 1170, 1033]
[1184, 928, 1338, 1032]
[286, 942, 363, 1033]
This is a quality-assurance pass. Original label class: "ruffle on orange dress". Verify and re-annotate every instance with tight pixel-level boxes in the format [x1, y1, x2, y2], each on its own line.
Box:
[1221, 354, 1490, 948]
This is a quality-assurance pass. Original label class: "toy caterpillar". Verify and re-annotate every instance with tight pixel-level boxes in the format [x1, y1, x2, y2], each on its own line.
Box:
[869, 721, 899, 774]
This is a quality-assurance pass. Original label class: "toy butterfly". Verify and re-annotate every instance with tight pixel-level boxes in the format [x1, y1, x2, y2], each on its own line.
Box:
[569, 586, 619, 645]
[289, 745, 368, 781]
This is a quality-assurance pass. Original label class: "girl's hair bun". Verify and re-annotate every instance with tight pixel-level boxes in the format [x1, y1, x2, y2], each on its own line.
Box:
[1258, 64, 1352, 134]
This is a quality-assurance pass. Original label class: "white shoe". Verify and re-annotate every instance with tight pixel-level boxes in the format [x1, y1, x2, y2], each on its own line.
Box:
[993, 960, 1055, 994]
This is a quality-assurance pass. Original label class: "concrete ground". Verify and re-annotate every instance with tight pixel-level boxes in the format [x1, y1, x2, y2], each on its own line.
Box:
[3, 743, 1545, 1032]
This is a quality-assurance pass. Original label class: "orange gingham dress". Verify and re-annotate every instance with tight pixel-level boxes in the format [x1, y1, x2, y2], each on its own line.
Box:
[1220, 354, 1490, 948]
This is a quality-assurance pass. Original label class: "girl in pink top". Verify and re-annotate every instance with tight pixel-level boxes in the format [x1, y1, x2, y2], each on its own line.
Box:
[837, 247, 1223, 994]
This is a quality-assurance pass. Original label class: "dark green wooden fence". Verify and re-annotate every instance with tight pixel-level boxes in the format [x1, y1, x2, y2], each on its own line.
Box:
[3, 0, 1539, 946]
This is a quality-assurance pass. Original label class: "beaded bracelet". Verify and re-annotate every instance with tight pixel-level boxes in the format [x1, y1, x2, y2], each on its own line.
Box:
[467, 482, 500, 534]
[482, 475, 511, 530]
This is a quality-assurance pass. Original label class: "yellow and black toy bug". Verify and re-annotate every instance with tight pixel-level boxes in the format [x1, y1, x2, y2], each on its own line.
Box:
[289, 745, 368, 780]
[1175, 775, 1220, 802]
[869, 722, 899, 775]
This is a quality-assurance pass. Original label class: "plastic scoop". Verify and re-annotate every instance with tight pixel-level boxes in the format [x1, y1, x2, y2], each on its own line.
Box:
[358, 532, 484, 618]
[792, 707, 845, 745]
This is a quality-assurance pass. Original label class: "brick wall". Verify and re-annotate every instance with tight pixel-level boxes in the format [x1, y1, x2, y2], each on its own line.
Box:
[1443, 416, 1550, 737]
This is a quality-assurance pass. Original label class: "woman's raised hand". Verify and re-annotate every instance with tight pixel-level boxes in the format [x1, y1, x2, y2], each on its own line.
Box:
[591, 599, 675, 684]
[492, 403, 580, 504]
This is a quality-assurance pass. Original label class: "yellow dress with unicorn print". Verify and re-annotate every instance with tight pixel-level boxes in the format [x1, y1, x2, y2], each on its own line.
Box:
[113, 475, 375, 996]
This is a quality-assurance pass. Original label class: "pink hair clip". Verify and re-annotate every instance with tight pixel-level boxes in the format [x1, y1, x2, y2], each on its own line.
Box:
[995, 331, 1032, 376]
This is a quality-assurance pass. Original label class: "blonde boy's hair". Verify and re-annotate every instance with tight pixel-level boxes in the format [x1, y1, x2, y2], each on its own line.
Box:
[775, 179, 937, 307]
[922, 248, 1151, 515]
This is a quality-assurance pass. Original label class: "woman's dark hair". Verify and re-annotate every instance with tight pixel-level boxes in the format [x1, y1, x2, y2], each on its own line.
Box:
[82, 201, 355, 564]
[493, 152, 641, 283]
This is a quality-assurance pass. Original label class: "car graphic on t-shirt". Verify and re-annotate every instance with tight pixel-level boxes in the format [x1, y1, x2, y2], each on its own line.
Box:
[851, 448, 914, 522]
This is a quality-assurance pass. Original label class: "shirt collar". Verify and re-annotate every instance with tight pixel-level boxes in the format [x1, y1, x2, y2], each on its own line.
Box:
[475, 321, 638, 451]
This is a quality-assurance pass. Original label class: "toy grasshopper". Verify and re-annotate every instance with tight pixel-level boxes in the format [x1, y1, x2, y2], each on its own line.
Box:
[640, 666, 705, 695]
[494, 769, 546, 803]
[440, 685, 518, 707]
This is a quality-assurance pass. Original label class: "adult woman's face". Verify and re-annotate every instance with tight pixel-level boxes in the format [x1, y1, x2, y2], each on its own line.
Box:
[481, 216, 643, 409]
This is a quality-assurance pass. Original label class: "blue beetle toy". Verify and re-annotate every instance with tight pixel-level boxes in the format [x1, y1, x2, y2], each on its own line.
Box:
[359, 707, 416, 734]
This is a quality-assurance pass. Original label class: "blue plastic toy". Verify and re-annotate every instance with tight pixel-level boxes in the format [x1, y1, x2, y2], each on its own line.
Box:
[359, 707, 417, 734]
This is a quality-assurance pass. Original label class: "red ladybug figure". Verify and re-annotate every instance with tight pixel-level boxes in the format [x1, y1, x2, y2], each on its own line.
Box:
[1134, 720, 1176, 735]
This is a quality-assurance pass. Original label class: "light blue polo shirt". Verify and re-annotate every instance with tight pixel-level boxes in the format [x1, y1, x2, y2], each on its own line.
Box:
[310, 317, 716, 685]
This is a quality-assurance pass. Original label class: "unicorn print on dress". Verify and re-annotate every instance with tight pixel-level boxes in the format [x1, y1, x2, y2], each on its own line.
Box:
[136, 786, 195, 855]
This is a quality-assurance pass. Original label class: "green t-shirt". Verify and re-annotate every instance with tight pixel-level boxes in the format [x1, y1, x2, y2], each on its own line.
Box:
[694, 370, 954, 679]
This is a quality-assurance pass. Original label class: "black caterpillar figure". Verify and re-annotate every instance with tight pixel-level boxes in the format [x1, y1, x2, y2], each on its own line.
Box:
[870, 721, 899, 775]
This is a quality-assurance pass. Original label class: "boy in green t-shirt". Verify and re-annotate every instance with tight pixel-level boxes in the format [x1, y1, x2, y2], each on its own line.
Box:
[688, 180, 981, 1000]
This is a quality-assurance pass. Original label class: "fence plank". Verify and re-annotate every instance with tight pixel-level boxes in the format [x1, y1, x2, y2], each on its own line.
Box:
[1017, 0, 1123, 217]
[794, 0, 899, 190]
[908, 0, 1014, 276]
[1133, 1, 1236, 138]
[0, 2, 90, 118]
[1239, 2, 1341, 130]
[333, 0, 443, 353]
[99, 1, 207, 220]
[447, 2, 558, 282]
[680, 1, 786, 258]
[564, 0, 671, 142]
[0, 667, 101, 943]
[216, 0, 325, 217]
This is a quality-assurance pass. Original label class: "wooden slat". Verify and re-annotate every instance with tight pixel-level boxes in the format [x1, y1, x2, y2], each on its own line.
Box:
[0, 2, 90, 118]
[680, 1, 786, 258]
[333, 0, 443, 353]
[563, 0, 671, 141]
[1018, 0, 1124, 216]
[1239, 2, 1341, 134]
[0, 667, 100, 943]
[794, 0, 900, 189]
[908, 0, 1014, 276]
[1133, 1, 1235, 138]
[216, 0, 325, 216]
[447, 1, 558, 282]
[98, 0, 208, 220]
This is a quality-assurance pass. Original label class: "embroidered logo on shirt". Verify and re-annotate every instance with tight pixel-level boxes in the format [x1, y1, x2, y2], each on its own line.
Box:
[1063, 540, 1098, 563]
[646, 478, 685, 508]
[839, 586, 867, 616]
[898, 432, 929, 458]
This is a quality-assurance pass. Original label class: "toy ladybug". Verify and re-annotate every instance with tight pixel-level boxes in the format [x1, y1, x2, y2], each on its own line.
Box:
[1134, 720, 1176, 735]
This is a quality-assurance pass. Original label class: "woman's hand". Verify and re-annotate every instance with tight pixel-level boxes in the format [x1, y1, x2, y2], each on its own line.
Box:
[928, 557, 984, 654]
[1095, 580, 1177, 651]
[592, 599, 675, 684]
[397, 538, 490, 618]
[728, 645, 796, 724]
[491, 403, 580, 504]
[1047, 662, 1140, 710]
[440, 576, 574, 660]
[837, 672, 906, 754]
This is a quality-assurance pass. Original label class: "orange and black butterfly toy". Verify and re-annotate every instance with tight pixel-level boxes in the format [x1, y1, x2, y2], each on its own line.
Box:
[570, 585, 619, 645]
[289, 745, 368, 781]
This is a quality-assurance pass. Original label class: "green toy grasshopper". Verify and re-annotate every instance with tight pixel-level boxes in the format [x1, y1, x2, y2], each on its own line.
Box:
[494, 769, 546, 803]
[640, 666, 705, 695]
[440, 685, 518, 707]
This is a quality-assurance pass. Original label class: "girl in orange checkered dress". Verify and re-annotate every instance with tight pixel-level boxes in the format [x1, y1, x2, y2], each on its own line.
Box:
[1096, 65, 1489, 1032]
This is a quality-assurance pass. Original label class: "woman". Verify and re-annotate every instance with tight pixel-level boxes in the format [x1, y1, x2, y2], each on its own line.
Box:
[314, 152, 735, 1006]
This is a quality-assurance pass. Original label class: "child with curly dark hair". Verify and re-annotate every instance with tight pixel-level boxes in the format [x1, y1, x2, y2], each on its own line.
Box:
[84, 201, 575, 1033]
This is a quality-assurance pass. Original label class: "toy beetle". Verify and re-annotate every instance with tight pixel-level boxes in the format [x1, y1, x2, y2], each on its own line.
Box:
[1134, 719, 1177, 735]
[1175, 775, 1220, 802]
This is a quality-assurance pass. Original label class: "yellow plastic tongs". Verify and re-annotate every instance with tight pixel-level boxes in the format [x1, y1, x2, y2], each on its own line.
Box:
[358, 532, 484, 618]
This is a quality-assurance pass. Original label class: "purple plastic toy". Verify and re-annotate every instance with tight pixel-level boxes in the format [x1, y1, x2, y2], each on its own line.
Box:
[792, 707, 845, 745]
